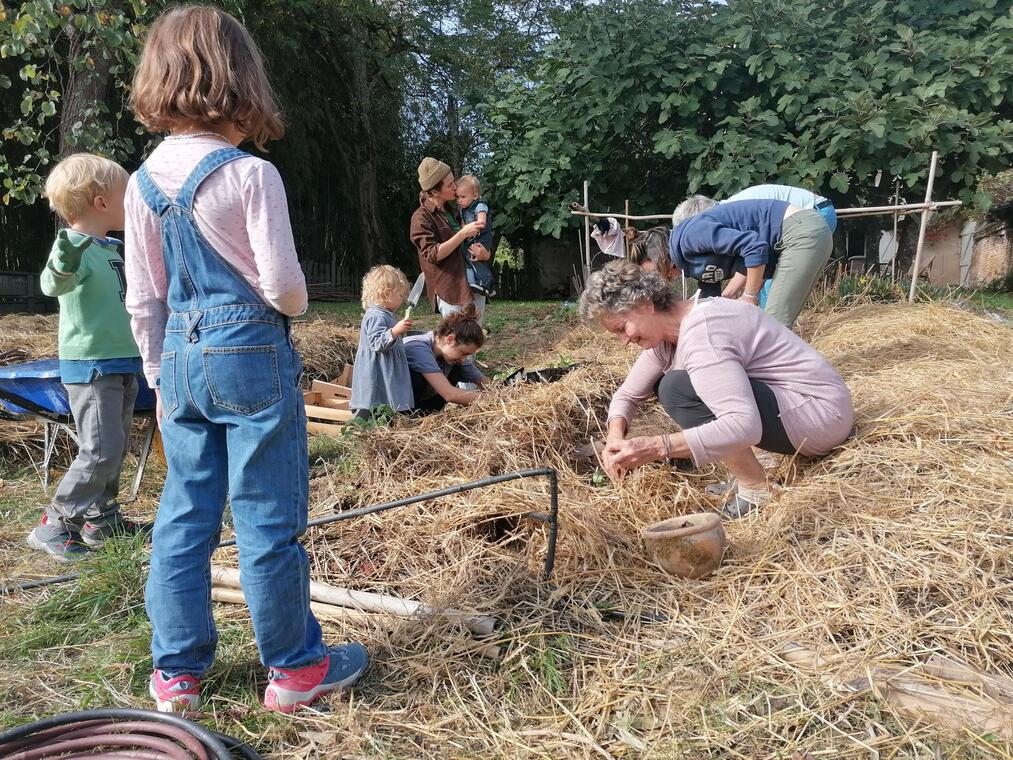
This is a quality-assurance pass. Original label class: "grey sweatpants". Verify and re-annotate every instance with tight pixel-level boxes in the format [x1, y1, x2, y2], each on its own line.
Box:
[765, 209, 833, 327]
[47, 373, 139, 529]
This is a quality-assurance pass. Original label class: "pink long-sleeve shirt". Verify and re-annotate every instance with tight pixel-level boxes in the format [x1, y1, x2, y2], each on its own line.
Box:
[608, 298, 854, 465]
[124, 136, 307, 386]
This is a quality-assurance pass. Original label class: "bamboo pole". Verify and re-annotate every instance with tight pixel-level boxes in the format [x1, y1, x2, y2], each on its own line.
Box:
[212, 587, 373, 624]
[211, 586, 504, 661]
[908, 150, 939, 302]
[211, 565, 496, 636]
[582, 180, 591, 280]
[624, 198, 630, 259]
[890, 178, 900, 282]
[835, 199, 959, 216]
[568, 200, 960, 224]
[571, 210, 673, 222]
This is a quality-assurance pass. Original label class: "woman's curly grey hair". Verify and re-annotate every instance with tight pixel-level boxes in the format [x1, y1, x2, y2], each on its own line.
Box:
[671, 194, 716, 227]
[579, 259, 678, 323]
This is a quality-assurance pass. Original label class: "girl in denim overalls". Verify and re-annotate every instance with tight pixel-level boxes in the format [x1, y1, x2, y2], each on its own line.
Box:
[124, 5, 367, 713]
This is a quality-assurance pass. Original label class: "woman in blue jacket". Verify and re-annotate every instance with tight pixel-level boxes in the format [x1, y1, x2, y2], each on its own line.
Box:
[643, 195, 832, 328]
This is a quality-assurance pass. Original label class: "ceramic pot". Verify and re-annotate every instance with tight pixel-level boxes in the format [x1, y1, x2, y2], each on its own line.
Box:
[643, 512, 726, 579]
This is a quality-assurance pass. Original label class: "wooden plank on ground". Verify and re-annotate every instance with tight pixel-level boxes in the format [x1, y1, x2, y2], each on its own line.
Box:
[307, 420, 344, 436]
[305, 405, 354, 422]
[311, 379, 352, 399]
[317, 398, 350, 411]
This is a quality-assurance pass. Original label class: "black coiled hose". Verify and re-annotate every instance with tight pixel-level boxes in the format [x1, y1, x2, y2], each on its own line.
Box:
[0, 707, 262, 760]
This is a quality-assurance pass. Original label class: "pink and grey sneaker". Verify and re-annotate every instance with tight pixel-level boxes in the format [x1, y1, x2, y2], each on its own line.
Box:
[26, 514, 89, 563]
[82, 513, 151, 548]
[149, 670, 202, 713]
[263, 643, 369, 714]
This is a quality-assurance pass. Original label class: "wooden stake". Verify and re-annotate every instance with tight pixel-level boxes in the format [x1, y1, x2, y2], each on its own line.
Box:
[624, 198, 630, 259]
[909, 150, 939, 302]
[582, 180, 591, 279]
[891, 177, 900, 282]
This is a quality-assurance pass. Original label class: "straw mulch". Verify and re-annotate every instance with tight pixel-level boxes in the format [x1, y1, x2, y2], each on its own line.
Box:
[0, 312, 356, 377]
[289, 317, 357, 383]
[0, 314, 356, 453]
[242, 301, 1013, 759]
[0, 314, 59, 361]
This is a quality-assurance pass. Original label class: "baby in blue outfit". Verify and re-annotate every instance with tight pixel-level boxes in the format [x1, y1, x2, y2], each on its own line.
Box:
[455, 175, 495, 297]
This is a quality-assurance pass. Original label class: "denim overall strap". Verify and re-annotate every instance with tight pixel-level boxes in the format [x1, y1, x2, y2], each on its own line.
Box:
[154, 148, 272, 315]
[134, 165, 173, 217]
[174, 147, 248, 211]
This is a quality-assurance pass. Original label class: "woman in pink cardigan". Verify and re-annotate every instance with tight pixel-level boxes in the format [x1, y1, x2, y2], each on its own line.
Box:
[580, 260, 853, 517]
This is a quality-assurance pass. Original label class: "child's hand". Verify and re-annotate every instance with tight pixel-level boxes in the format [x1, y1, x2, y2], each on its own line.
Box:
[391, 318, 412, 337]
[461, 221, 483, 238]
[468, 243, 491, 262]
[53, 229, 91, 273]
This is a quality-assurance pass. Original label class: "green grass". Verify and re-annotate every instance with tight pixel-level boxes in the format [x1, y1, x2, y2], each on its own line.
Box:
[528, 634, 571, 696]
[307, 299, 577, 368]
[968, 289, 1013, 312]
[826, 275, 1013, 317]
[1, 534, 149, 656]
[305, 300, 366, 323]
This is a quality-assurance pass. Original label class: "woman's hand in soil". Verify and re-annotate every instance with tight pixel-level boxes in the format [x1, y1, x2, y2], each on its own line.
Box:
[602, 436, 662, 479]
[599, 445, 626, 481]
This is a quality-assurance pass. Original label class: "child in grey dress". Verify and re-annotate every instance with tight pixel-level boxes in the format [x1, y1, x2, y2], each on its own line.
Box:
[350, 266, 415, 417]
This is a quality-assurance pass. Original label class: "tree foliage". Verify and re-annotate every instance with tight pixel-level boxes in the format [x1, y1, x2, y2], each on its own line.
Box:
[3, 0, 1009, 274]
[0, 0, 551, 272]
[0, 0, 158, 207]
[482, 0, 1013, 238]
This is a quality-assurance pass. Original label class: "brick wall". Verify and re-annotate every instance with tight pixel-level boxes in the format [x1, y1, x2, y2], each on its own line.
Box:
[969, 219, 1012, 287]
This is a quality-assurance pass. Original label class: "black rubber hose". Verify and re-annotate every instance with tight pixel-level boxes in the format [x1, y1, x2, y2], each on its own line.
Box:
[0, 708, 257, 760]
[209, 730, 261, 760]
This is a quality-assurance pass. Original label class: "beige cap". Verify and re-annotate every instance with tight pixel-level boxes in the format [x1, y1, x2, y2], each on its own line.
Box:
[418, 157, 452, 192]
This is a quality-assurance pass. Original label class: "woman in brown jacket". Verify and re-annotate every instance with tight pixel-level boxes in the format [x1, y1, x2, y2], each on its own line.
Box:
[409, 157, 491, 320]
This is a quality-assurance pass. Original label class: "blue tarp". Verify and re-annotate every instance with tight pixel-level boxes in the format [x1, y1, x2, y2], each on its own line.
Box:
[0, 359, 155, 417]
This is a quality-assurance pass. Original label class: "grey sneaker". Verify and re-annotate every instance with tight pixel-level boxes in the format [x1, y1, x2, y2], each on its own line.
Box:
[705, 479, 736, 497]
[263, 643, 369, 713]
[720, 492, 762, 519]
[721, 483, 776, 519]
[81, 513, 151, 548]
[26, 514, 90, 562]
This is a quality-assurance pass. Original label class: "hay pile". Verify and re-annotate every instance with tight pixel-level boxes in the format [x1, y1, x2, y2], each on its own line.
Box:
[0, 313, 357, 381]
[0, 315, 58, 452]
[0, 314, 356, 448]
[249, 302, 1013, 759]
[0, 314, 59, 361]
[290, 317, 358, 383]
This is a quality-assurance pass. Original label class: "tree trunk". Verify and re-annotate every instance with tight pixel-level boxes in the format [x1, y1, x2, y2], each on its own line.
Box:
[346, 26, 388, 267]
[447, 92, 461, 172]
[58, 21, 114, 158]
